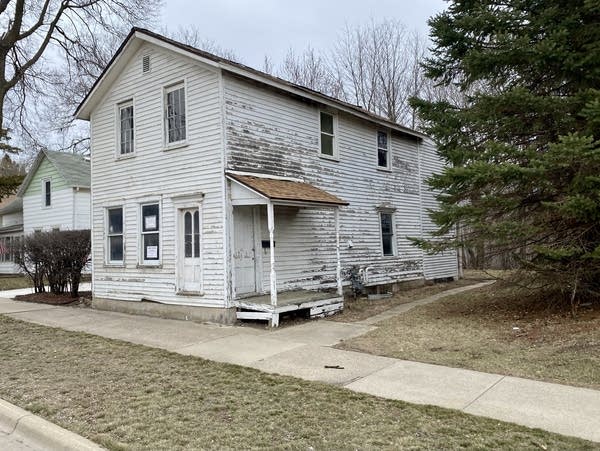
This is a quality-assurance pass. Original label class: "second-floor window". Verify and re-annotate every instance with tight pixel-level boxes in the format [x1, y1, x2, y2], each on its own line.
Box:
[320, 111, 336, 158]
[43, 180, 51, 207]
[377, 131, 390, 169]
[119, 101, 134, 155]
[165, 83, 186, 144]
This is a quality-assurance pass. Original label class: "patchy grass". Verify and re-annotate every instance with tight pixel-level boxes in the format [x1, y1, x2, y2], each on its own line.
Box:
[0, 316, 594, 450]
[338, 281, 600, 389]
[331, 276, 485, 323]
[0, 275, 32, 290]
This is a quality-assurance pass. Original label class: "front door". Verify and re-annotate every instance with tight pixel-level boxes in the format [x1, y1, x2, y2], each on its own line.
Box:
[179, 208, 201, 292]
[233, 206, 257, 296]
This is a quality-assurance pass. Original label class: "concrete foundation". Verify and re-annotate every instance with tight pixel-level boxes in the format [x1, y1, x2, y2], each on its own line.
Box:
[92, 297, 237, 325]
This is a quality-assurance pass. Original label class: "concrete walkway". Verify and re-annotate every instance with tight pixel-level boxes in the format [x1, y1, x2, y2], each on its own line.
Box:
[0, 283, 92, 299]
[0, 282, 599, 444]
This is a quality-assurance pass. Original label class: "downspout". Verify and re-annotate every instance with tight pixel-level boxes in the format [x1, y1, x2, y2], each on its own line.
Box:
[417, 139, 424, 279]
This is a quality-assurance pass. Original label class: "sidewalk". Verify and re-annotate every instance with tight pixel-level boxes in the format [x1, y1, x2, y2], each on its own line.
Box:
[0, 283, 92, 299]
[0, 282, 598, 443]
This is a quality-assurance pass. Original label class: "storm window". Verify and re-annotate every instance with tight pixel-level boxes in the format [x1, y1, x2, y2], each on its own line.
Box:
[119, 101, 134, 155]
[165, 83, 186, 144]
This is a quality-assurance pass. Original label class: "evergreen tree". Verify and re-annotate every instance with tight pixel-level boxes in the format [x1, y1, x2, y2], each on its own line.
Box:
[411, 0, 600, 309]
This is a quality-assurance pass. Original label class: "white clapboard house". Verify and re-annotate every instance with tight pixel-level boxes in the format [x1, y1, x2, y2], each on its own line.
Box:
[75, 28, 457, 326]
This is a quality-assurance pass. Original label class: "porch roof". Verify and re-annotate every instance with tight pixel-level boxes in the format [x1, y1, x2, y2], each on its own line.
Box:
[227, 173, 349, 207]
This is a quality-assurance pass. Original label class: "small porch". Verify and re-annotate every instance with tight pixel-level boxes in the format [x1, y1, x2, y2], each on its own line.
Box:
[227, 172, 348, 327]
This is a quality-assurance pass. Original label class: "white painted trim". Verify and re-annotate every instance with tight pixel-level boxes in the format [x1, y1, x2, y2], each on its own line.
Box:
[379, 210, 397, 257]
[105, 205, 125, 266]
[162, 79, 189, 150]
[41, 178, 51, 209]
[174, 203, 204, 295]
[138, 199, 163, 266]
[252, 206, 264, 293]
[318, 110, 339, 160]
[115, 98, 136, 159]
[376, 129, 392, 171]
[267, 201, 277, 306]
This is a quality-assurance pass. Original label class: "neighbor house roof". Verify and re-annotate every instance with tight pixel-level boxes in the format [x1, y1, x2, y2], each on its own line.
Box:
[228, 173, 348, 206]
[17, 150, 90, 197]
[75, 28, 427, 141]
[0, 196, 22, 216]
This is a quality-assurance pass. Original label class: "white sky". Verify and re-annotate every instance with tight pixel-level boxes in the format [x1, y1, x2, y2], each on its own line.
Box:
[160, 0, 448, 68]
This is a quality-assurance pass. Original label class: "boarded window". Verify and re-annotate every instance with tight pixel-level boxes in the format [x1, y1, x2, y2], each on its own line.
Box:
[119, 102, 134, 155]
[107, 207, 124, 263]
[141, 203, 160, 261]
[165, 84, 186, 144]
[377, 131, 390, 168]
[380, 212, 395, 256]
[320, 111, 335, 157]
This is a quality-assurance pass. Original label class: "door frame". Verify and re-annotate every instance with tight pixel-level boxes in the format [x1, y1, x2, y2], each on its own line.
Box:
[173, 195, 204, 295]
[232, 205, 263, 298]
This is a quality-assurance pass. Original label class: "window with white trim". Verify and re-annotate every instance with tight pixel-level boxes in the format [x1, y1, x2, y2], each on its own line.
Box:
[141, 203, 160, 262]
[118, 101, 134, 155]
[377, 130, 391, 169]
[107, 207, 124, 263]
[319, 111, 336, 157]
[380, 212, 395, 256]
[43, 179, 51, 207]
[165, 83, 186, 144]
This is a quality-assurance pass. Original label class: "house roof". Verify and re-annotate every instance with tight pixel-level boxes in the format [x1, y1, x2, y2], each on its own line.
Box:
[17, 150, 91, 197]
[228, 173, 348, 206]
[0, 223, 23, 234]
[0, 196, 22, 215]
[75, 28, 427, 141]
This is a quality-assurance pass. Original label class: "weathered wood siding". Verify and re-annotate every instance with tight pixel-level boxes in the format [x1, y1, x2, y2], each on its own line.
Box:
[420, 138, 459, 279]
[90, 43, 225, 306]
[224, 75, 425, 291]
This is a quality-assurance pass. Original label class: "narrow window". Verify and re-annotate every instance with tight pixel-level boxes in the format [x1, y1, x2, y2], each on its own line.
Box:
[44, 180, 51, 207]
[320, 111, 336, 157]
[380, 212, 395, 256]
[165, 84, 186, 144]
[119, 101, 134, 155]
[141, 203, 160, 262]
[184, 210, 200, 258]
[377, 131, 390, 169]
[193, 210, 200, 258]
[107, 207, 124, 263]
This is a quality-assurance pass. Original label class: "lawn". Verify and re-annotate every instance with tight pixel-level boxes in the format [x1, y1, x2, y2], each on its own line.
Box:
[338, 281, 600, 389]
[0, 275, 32, 290]
[0, 316, 594, 450]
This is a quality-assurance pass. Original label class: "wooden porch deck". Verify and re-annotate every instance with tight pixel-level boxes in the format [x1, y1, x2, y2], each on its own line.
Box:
[233, 290, 344, 327]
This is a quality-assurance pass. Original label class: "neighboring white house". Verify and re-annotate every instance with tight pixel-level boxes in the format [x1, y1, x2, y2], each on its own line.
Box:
[75, 28, 458, 326]
[17, 150, 91, 234]
[0, 195, 23, 274]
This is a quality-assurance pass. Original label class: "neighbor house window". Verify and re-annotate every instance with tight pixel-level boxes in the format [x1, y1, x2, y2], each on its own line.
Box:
[118, 101, 134, 155]
[43, 180, 51, 207]
[107, 207, 124, 263]
[165, 83, 186, 144]
[0, 236, 17, 263]
[380, 212, 395, 256]
[320, 111, 336, 158]
[377, 131, 391, 169]
[141, 203, 160, 262]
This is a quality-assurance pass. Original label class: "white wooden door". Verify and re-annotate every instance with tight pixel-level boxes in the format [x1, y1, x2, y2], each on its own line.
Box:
[179, 208, 201, 292]
[233, 206, 257, 296]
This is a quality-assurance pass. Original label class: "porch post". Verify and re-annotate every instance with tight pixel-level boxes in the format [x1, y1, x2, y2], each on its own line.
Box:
[267, 201, 277, 306]
[335, 208, 343, 296]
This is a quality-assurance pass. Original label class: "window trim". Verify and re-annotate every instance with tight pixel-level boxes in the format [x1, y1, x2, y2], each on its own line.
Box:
[377, 130, 392, 171]
[106, 206, 125, 266]
[139, 201, 162, 266]
[318, 110, 338, 160]
[116, 99, 135, 157]
[163, 80, 188, 150]
[379, 211, 396, 257]
[42, 178, 51, 208]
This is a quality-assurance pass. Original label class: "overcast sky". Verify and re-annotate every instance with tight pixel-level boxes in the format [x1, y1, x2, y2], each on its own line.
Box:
[160, 0, 448, 69]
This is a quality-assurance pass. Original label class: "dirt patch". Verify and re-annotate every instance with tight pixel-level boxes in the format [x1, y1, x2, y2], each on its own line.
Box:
[14, 291, 92, 306]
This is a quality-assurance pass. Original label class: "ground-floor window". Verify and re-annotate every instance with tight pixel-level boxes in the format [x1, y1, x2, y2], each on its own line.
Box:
[107, 207, 124, 263]
[0, 236, 20, 262]
[380, 212, 395, 256]
[141, 203, 160, 263]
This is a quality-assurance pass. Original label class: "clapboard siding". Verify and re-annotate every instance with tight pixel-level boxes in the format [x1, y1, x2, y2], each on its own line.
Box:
[23, 188, 74, 233]
[224, 75, 426, 291]
[90, 43, 225, 306]
[420, 138, 459, 279]
[74, 189, 91, 230]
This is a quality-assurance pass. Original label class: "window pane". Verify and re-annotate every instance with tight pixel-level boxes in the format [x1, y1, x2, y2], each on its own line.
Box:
[142, 204, 159, 231]
[120, 105, 134, 154]
[378, 148, 388, 167]
[321, 134, 333, 156]
[109, 236, 123, 261]
[184, 212, 192, 258]
[381, 213, 394, 256]
[108, 208, 123, 234]
[143, 233, 159, 260]
[382, 234, 393, 256]
[377, 131, 388, 149]
[320, 112, 333, 134]
[381, 213, 393, 234]
[193, 210, 200, 258]
[45, 181, 51, 206]
[166, 86, 186, 143]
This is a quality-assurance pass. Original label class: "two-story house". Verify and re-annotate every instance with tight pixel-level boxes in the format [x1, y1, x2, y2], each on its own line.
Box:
[75, 28, 457, 326]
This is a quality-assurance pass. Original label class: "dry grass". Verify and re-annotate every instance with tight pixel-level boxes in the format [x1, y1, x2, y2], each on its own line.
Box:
[0, 275, 32, 290]
[0, 316, 594, 450]
[338, 281, 600, 389]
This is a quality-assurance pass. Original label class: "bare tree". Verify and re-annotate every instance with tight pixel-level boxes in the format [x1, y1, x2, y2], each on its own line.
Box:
[163, 25, 240, 62]
[0, 0, 163, 154]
